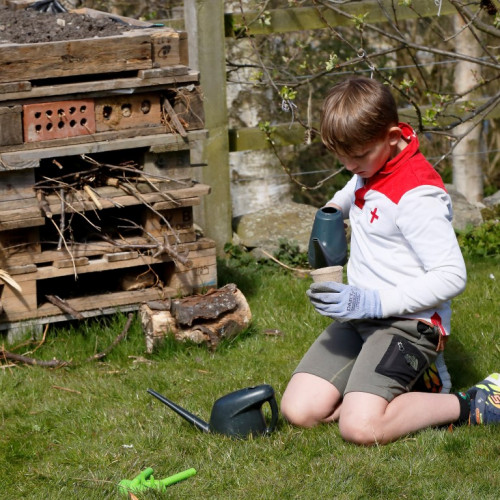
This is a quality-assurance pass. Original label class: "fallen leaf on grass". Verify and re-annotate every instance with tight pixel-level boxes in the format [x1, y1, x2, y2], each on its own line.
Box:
[52, 385, 82, 394]
[263, 329, 284, 336]
[128, 356, 155, 364]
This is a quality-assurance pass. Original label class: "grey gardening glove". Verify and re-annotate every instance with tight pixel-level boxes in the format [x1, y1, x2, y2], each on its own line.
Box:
[306, 282, 382, 321]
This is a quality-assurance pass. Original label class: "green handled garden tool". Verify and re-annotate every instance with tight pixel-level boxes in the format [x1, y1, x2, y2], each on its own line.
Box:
[118, 467, 196, 496]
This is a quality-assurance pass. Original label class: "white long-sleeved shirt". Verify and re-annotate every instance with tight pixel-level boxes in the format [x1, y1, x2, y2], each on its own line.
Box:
[329, 124, 466, 336]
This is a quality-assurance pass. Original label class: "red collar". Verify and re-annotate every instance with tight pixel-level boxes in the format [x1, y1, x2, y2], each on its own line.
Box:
[354, 124, 420, 209]
[372, 123, 419, 180]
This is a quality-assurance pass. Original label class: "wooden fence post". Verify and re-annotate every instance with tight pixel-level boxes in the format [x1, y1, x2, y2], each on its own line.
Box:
[184, 0, 232, 254]
[452, 13, 484, 203]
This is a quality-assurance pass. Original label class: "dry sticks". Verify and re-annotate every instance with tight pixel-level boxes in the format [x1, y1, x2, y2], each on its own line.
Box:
[34, 154, 191, 270]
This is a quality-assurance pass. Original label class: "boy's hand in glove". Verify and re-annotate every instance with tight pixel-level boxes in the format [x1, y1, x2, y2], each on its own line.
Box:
[306, 282, 382, 321]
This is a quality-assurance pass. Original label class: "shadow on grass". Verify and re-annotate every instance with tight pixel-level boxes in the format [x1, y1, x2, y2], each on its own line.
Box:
[216, 257, 263, 297]
[445, 339, 487, 390]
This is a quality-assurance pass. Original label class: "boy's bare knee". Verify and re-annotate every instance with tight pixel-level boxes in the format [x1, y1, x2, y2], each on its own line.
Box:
[281, 373, 341, 428]
[339, 418, 382, 446]
[280, 399, 316, 428]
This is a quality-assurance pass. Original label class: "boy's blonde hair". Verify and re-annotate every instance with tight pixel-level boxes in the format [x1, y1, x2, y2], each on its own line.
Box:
[320, 77, 399, 156]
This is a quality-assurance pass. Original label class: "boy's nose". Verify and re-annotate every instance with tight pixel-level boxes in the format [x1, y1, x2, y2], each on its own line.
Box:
[344, 160, 357, 171]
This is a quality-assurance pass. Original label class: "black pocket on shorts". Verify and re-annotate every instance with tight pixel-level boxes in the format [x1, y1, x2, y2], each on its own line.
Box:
[417, 321, 440, 346]
[375, 335, 427, 387]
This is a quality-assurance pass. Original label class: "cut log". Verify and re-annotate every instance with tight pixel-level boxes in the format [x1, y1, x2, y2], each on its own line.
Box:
[141, 303, 180, 354]
[140, 284, 252, 352]
[171, 283, 238, 326]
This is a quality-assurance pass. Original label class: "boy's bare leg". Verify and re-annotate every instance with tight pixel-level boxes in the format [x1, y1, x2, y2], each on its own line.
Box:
[338, 391, 460, 445]
[281, 373, 342, 427]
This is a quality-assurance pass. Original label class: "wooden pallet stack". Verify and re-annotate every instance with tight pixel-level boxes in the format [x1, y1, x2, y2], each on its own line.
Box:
[0, 6, 217, 336]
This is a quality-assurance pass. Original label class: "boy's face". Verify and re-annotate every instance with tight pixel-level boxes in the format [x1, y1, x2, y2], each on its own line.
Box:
[335, 127, 402, 179]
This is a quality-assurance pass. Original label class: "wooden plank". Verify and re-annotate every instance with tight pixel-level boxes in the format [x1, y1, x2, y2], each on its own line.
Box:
[47, 289, 165, 315]
[5, 264, 37, 275]
[0, 277, 37, 318]
[70, 8, 156, 28]
[1, 126, 177, 155]
[0, 227, 40, 264]
[138, 65, 189, 79]
[0, 243, 217, 324]
[0, 217, 45, 231]
[11, 238, 215, 281]
[0, 206, 41, 222]
[142, 206, 193, 237]
[2, 235, 214, 279]
[31, 247, 196, 280]
[229, 121, 305, 152]
[143, 149, 194, 178]
[42, 182, 210, 215]
[0, 81, 31, 95]
[0, 105, 23, 146]
[224, 1, 460, 36]
[153, 196, 201, 211]
[0, 199, 38, 213]
[53, 257, 89, 269]
[150, 30, 189, 67]
[0, 129, 208, 169]
[0, 157, 38, 171]
[2, 231, 198, 268]
[169, 263, 217, 293]
[0, 31, 153, 84]
[149, 129, 208, 153]
[0, 169, 36, 201]
[105, 251, 139, 263]
[0, 288, 167, 324]
[0, 71, 200, 103]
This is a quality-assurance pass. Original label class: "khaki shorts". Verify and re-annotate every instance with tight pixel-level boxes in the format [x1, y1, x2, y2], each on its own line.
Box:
[293, 318, 440, 402]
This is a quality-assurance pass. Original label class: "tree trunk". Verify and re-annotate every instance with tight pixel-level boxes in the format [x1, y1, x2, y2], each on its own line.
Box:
[452, 14, 484, 203]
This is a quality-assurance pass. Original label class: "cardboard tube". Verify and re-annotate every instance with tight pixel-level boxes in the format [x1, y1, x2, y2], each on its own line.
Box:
[310, 265, 343, 283]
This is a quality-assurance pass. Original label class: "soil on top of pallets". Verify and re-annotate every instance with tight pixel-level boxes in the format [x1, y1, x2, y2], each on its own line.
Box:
[0, 6, 128, 44]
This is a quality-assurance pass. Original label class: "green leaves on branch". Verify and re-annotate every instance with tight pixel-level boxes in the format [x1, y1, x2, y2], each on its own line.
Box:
[325, 53, 339, 72]
[421, 92, 452, 126]
[351, 13, 368, 31]
[400, 78, 417, 94]
[258, 10, 272, 27]
[258, 121, 276, 144]
[279, 86, 297, 101]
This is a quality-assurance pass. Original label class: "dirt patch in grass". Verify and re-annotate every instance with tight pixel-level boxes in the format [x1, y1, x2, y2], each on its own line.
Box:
[0, 6, 128, 44]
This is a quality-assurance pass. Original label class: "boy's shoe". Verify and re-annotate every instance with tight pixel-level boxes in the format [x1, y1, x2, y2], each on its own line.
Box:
[467, 373, 500, 425]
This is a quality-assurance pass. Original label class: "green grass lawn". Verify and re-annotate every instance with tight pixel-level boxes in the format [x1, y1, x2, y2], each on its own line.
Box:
[0, 256, 499, 499]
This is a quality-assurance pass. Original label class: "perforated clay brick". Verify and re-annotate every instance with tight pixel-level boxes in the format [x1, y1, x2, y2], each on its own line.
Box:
[23, 99, 96, 142]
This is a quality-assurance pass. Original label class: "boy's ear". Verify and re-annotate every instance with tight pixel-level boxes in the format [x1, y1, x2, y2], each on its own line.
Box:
[387, 126, 402, 146]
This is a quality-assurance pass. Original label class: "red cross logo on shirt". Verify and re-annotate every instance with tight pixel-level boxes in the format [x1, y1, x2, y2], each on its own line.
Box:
[370, 208, 379, 223]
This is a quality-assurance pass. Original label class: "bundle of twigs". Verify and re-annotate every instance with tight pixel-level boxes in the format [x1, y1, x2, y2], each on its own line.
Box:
[33, 154, 192, 274]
